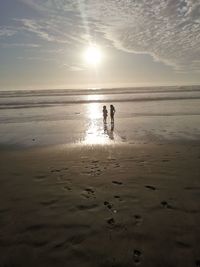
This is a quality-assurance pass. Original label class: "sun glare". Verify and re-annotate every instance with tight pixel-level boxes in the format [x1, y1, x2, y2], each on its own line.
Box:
[84, 45, 102, 66]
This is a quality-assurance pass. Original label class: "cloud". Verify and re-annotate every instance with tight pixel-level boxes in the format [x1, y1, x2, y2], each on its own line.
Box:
[15, 1, 102, 46]
[0, 27, 16, 37]
[2, 0, 200, 71]
[64, 63, 85, 71]
[15, 15, 88, 46]
[17, 19, 56, 42]
[0, 42, 40, 48]
[82, 0, 200, 71]
[17, 56, 56, 61]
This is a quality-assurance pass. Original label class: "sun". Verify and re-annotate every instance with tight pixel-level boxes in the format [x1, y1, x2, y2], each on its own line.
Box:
[84, 45, 102, 66]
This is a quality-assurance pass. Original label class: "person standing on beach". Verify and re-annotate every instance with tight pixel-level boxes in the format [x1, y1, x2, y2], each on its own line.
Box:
[110, 104, 116, 123]
[103, 105, 108, 123]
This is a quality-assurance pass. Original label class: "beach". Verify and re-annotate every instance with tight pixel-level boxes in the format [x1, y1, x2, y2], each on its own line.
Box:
[0, 86, 200, 266]
[1, 144, 200, 266]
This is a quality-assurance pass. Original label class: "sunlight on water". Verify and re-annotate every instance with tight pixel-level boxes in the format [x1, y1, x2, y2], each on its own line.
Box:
[87, 103, 102, 119]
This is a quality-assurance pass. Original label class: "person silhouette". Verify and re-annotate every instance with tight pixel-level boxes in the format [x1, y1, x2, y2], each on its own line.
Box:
[110, 104, 116, 123]
[103, 105, 108, 123]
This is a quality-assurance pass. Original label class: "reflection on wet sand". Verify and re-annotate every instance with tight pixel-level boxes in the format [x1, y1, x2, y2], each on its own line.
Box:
[82, 103, 119, 145]
[84, 120, 116, 145]
[104, 121, 115, 141]
[84, 120, 108, 145]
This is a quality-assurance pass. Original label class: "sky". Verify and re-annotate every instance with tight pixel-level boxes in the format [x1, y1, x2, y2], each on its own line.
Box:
[0, 0, 200, 90]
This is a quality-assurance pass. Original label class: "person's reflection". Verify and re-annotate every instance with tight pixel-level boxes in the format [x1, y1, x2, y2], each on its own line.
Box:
[104, 121, 108, 134]
[103, 121, 115, 140]
[109, 121, 114, 140]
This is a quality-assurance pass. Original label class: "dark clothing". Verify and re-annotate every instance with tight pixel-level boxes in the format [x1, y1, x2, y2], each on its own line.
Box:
[110, 106, 115, 119]
[103, 108, 108, 121]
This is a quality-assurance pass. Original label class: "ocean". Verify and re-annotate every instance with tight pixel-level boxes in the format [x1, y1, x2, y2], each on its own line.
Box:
[0, 86, 200, 148]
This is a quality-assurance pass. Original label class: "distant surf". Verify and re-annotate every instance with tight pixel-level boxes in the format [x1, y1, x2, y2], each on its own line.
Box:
[0, 85, 200, 110]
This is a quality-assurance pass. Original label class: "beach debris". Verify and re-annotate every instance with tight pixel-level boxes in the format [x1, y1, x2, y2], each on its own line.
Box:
[112, 181, 123, 185]
[107, 218, 115, 225]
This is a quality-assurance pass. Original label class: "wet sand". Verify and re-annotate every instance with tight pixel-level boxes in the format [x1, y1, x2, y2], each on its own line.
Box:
[0, 143, 200, 266]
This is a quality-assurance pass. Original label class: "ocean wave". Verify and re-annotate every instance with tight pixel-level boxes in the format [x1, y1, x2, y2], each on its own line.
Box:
[1, 95, 200, 110]
[0, 85, 200, 98]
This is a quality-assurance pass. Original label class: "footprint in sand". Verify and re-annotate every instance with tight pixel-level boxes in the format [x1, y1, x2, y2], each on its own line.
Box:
[134, 215, 143, 226]
[112, 181, 123, 185]
[133, 249, 142, 264]
[104, 201, 113, 210]
[91, 160, 99, 164]
[83, 161, 103, 176]
[82, 188, 95, 199]
[161, 201, 172, 209]
[107, 217, 115, 225]
[35, 175, 47, 180]
[51, 169, 61, 173]
[113, 163, 120, 168]
[85, 188, 95, 194]
[108, 160, 120, 168]
[114, 195, 122, 201]
[77, 203, 98, 211]
[162, 159, 170, 162]
[40, 199, 58, 206]
[51, 167, 68, 173]
[145, 185, 156, 190]
[121, 136, 127, 142]
[63, 185, 72, 191]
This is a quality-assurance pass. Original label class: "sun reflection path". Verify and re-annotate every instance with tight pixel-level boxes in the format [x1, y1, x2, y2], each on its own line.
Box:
[83, 103, 118, 145]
